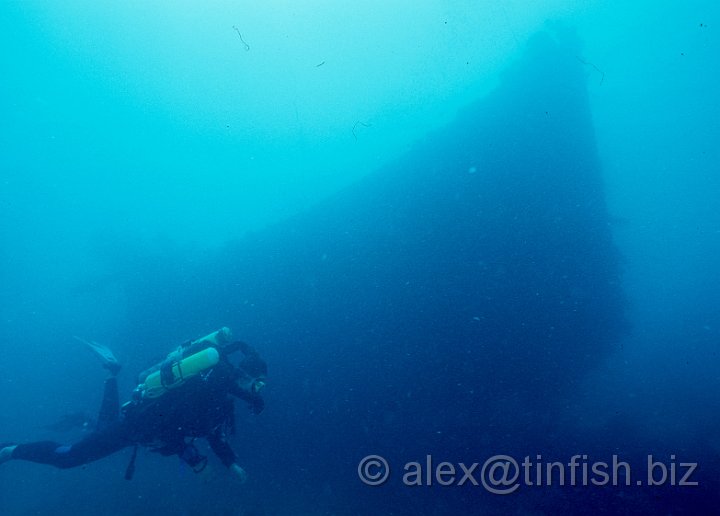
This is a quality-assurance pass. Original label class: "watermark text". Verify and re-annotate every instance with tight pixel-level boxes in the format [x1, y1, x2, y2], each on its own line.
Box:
[357, 454, 698, 494]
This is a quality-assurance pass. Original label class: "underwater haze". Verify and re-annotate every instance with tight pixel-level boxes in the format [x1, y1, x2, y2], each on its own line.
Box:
[1, 1, 719, 515]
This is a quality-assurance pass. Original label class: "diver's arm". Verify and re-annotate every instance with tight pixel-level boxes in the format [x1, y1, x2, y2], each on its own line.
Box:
[207, 429, 237, 468]
[229, 384, 265, 414]
[207, 428, 247, 483]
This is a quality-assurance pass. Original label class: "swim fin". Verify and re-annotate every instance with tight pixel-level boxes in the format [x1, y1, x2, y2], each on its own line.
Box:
[75, 336, 122, 375]
[0, 444, 17, 465]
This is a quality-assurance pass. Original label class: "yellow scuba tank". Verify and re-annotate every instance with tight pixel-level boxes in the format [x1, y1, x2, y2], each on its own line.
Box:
[141, 347, 220, 399]
[137, 327, 232, 384]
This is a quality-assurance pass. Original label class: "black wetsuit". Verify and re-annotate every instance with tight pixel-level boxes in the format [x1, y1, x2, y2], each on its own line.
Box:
[11, 356, 263, 471]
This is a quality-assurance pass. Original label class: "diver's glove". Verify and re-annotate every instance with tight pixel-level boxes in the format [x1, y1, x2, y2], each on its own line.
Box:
[230, 463, 248, 483]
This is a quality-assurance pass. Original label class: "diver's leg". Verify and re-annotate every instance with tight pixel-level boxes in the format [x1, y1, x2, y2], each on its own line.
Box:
[6, 423, 131, 469]
[96, 376, 120, 430]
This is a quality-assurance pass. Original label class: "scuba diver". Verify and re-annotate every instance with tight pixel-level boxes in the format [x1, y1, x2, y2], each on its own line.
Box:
[0, 328, 266, 482]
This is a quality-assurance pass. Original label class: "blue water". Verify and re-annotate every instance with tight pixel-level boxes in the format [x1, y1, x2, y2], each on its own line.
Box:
[1, 2, 718, 514]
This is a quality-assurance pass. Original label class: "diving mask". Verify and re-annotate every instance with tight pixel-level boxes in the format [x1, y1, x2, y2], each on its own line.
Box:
[238, 373, 267, 394]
